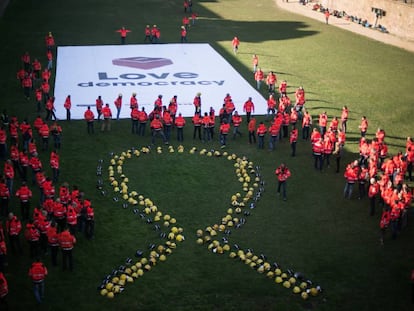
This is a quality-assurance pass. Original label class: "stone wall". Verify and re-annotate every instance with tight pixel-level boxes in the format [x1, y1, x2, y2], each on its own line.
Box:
[318, 0, 414, 41]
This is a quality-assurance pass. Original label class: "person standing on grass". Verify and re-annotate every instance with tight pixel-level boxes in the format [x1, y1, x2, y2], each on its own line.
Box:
[114, 94, 122, 120]
[58, 227, 76, 271]
[232, 36, 240, 54]
[243, 97, 255, 124]
[325, 9, 330, 24]
[254, 68, 264, 90]
[96, 95, 103, 122]
[28, 259, 48, 304]
[84, 106, 95, 134]
[116, 26, 131, 44]
[101, 104, 112, 132]
[180, 26, 188, 43]
[275, 163, 291, 201]
[359, 116, 368, 137]
[252, 54, 259, 73]
[219, 119, 230, 148]
[256, 121, 267, 149]
[0, 271, 8, 309]
[290, 126, 298, 157]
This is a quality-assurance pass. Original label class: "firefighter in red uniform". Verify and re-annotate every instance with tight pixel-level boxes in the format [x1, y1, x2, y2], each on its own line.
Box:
[50, 150, 60, 183]
[0, 178, 10, 218]
[96, 95, 103, 121]
[150, 116, 167, 145]
[144, 25, 151, 42]
[22, 73, 32, 100]
[219, 119, 230, 148]
[180, 26, 188, 43]
[256, 121, 267, 149]
[58, 227, 76, 271]
[84, 106, 95, 134]
[138, 107, 148, 136]
[231, 111, 242, 140]
[254, 68, 264, 90]
[175, 113, 186, 142]
[16, 181, 32, 221]
[313, 138, 324, 171]
[344, 160, 359, 199]
[130, 107, 139, 134]
[266, 71, 277, 93]
[266, 94, 276, 121]
[114, 94, 122, 120]
[115, 26, 131, 44]
[3, 160, 14, 195]
[28, 259, 48, 303]
[6, 213, 23, 255]
[101, 104, 112, 132]
[66, 205, 77, 236]
[232, 36, 240, 54]
[275, 163, 291, 201]
[290, 127, 298, 157]
[193, 93, 201, 114]
[25, 222, 40, 258]
[85, 201, 95, 240]
[47, 222, 59, 266]
[243, 97, 255, 124]
[248, 117, 256, 144]
[0, 271, 8, 308]
[192, 113, 202, 140]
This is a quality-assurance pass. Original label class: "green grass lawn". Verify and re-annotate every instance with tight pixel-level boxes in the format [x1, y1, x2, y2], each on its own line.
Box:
[1, 0, 414, 310]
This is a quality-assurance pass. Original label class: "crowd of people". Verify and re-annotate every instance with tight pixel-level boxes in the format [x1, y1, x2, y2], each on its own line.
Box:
[2, 0, 413, 307]
[2, 32, 97, 308]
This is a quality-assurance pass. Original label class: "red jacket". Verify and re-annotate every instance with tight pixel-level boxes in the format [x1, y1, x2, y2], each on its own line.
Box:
[58, 230, 76, 250]
[29, 262, 48, 282]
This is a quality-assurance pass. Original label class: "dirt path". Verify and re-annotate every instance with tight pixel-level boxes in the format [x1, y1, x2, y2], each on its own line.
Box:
[275, 0, 414, 53]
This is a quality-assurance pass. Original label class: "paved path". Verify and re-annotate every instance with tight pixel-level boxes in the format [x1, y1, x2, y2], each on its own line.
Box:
[275, 0, 414, 53]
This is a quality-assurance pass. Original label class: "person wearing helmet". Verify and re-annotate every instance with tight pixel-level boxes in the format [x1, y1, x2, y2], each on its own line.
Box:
[144, 25, 151, 42]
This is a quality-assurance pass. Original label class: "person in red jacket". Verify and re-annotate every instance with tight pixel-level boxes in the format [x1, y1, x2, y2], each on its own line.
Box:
[252, 54, 259, 73]
[129, 92, 138, 110]
[243, 97, 255, 124]
[50, 150, 60, 183]
[368, 178, 380, 216]
[114, 94, 122, 120]
[232, 36, 240, 54]
[0, 178, 10, 218]
[290, 127, 298, 157]
[84, 106, 95, 134]
[344, 160, 359, 199]
[266, 94, 277, 121]
[45, 96, 56, 121]
[150, 116, 167, 145]
[0, 223, 6, 273]
[28, 259, 48, 303]
[22, 73, 33, 100]
[66, 205, 77, 236]
[46, 221, 59, 266]
[256, 121, 267, 149]
[248, 116, 256, 145]
[138, 107, 148, 136]
[219, 119, 230, 148]
[313, 137, 324, 171]
[116, 26, 131, 44]
[95, 95, 103, 121]
[25, 222, 40, 258]
[45, 31, 55, 51]
[192, 112, 202, 140]
[6, 213, 23, 255]
[175, 113, 186, 142]
[265, 71, 277, 93]
[16, 181, 32, 221]
[101, 103, 112, 132]
[359, 116, 368, 137]
[254, 68, 264, 90]
[3, 160, 14, 195]
[63, 95, 71, 121]
[84, 201, 95, 240]
[144, 25, 152, 42]
[180, 26, 188, 43]
[275, 163, 291, 201]
[0, 271, 8, 308]
[231, 111, 242, 140]
[162, 108, 173, 142]
[58, 227, 76, 271]
[130, 107, 140, 134]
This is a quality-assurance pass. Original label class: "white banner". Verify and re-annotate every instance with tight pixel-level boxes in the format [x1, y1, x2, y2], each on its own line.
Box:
[54, 44, 266, 119]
